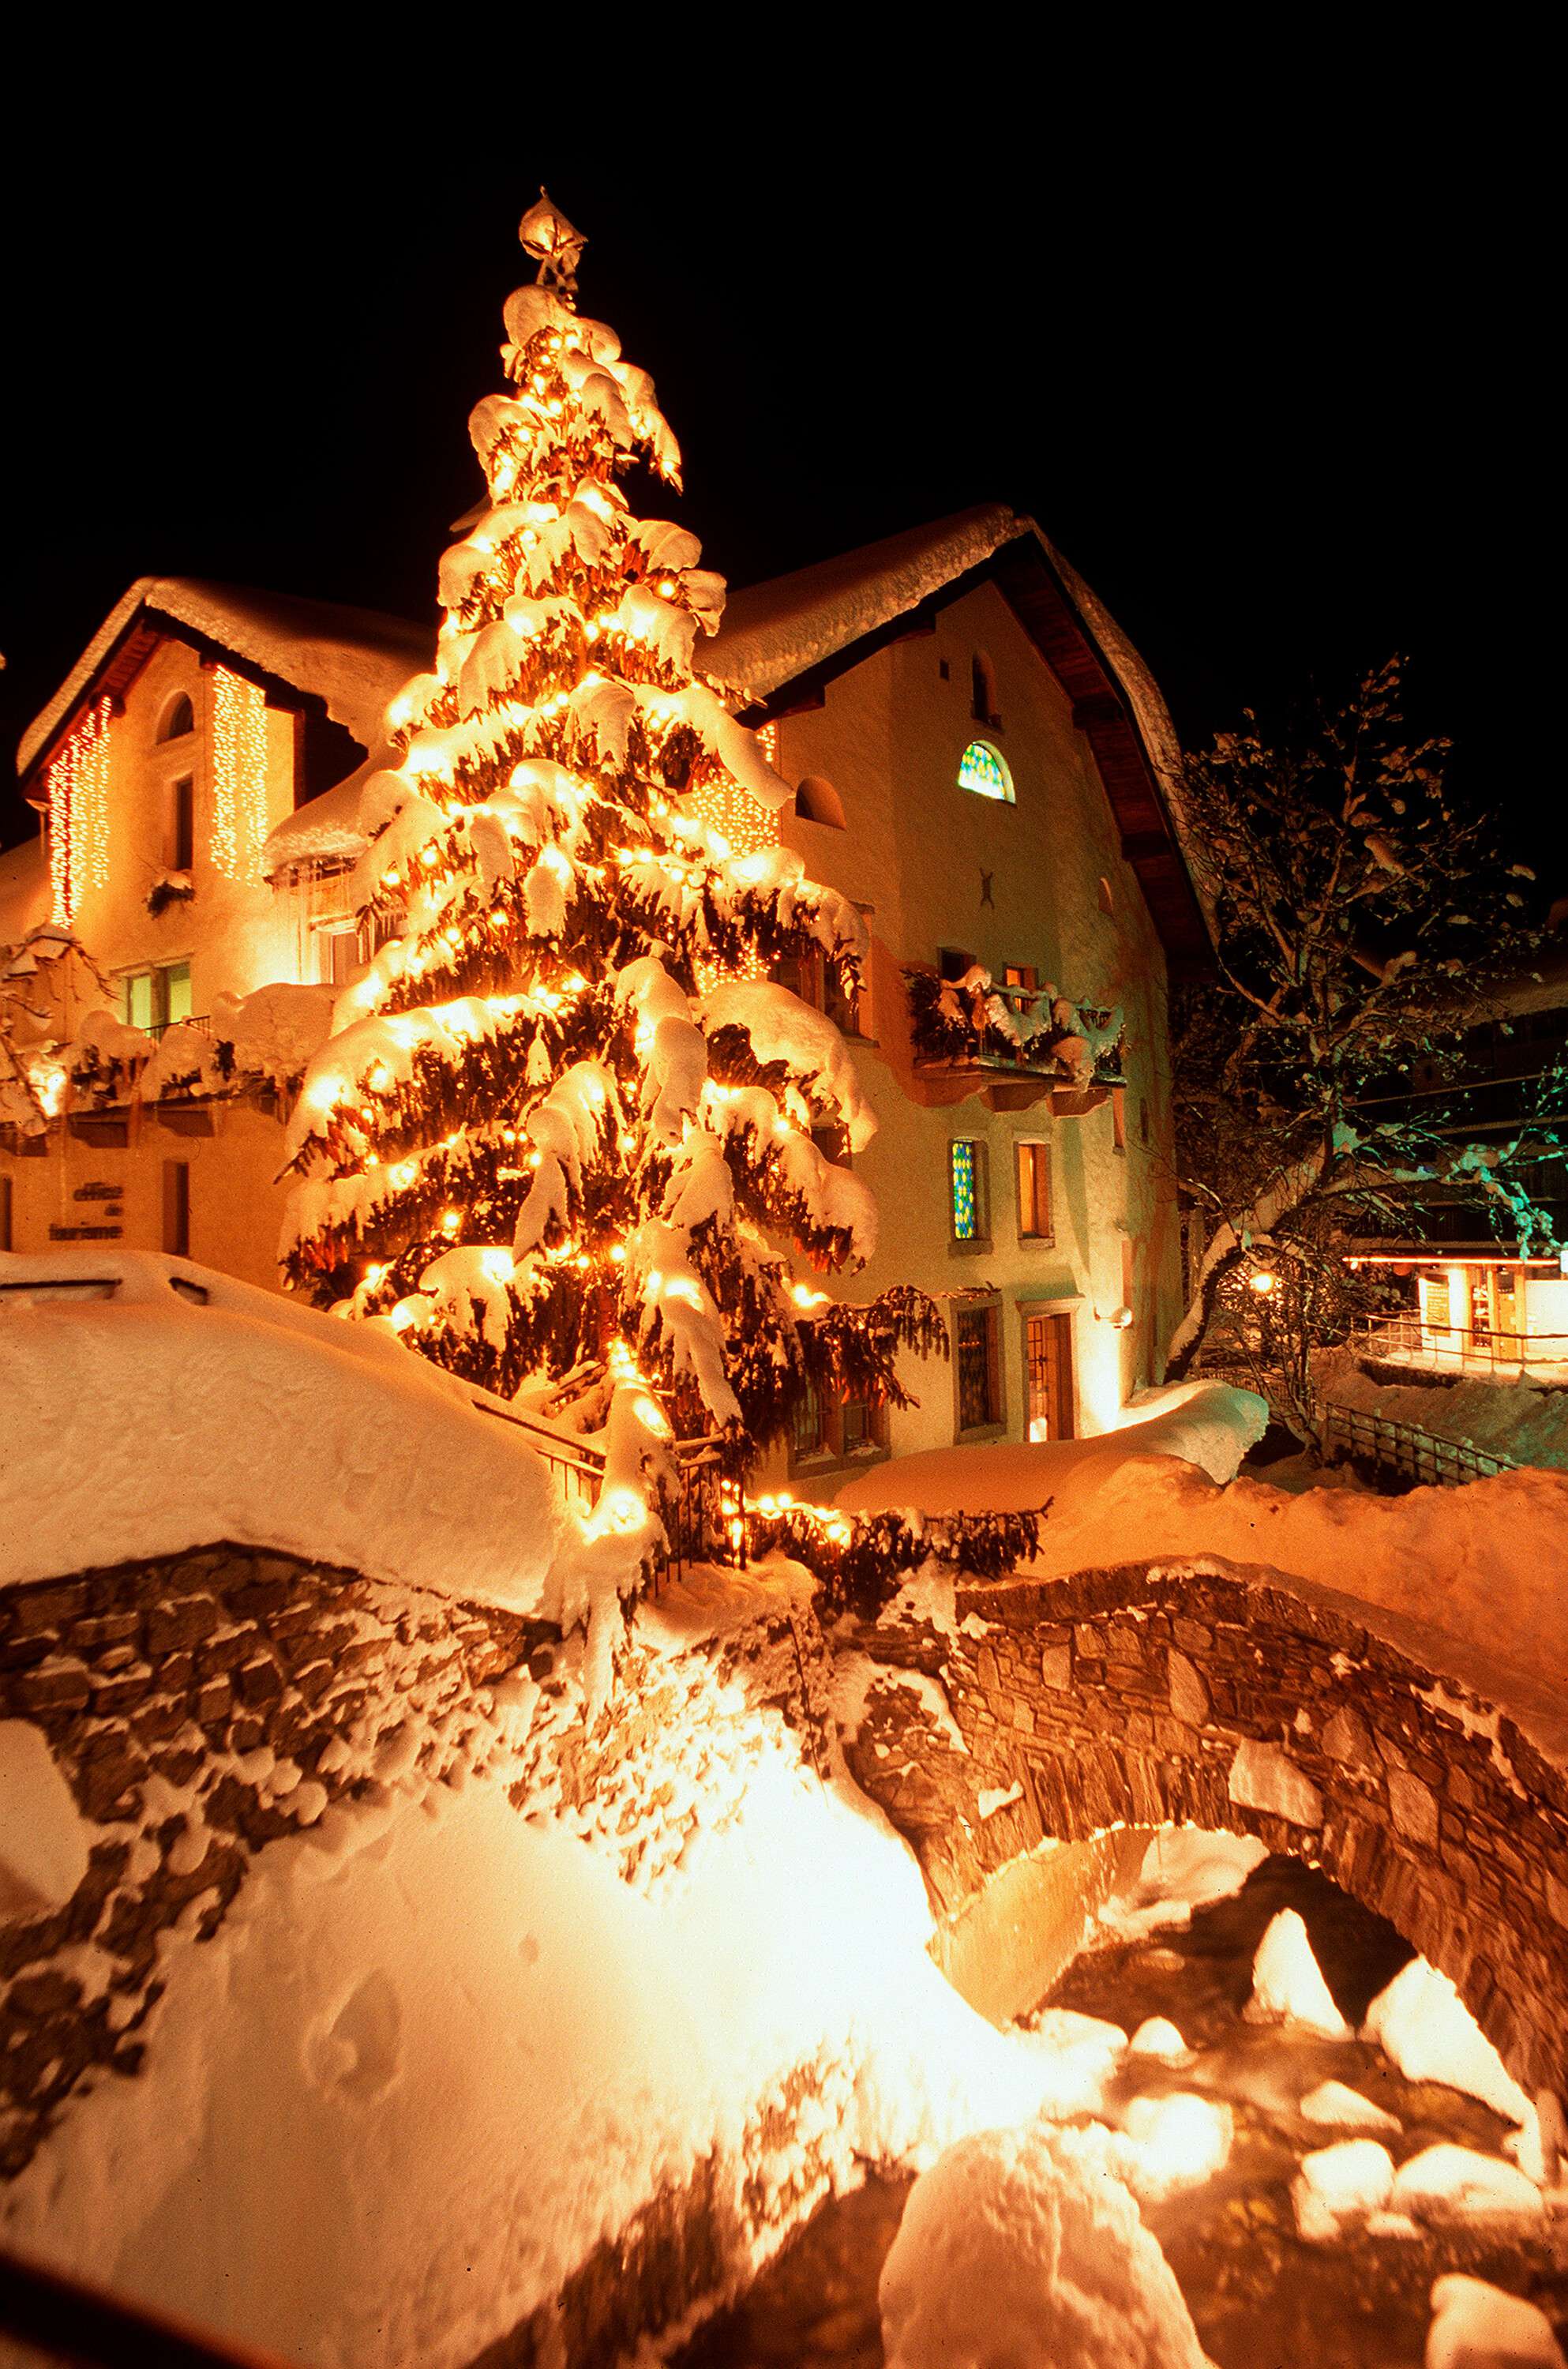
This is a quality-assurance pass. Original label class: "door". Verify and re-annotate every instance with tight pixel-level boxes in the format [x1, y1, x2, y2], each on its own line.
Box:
[1025, 1312, 1075, 1441]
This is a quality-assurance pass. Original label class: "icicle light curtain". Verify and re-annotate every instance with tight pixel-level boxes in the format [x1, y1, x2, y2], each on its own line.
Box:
[47, 697, 113, 924]
[210, 669, 270, 882]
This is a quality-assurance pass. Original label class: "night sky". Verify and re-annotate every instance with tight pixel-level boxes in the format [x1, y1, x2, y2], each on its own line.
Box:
[4, 56, 1555, 888]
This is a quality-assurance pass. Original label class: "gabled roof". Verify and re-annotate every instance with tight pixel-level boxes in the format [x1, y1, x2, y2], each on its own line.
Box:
[18, 578, 432, 786]
[21, 519, 1208, 963]
[707, 505, 1209, 968]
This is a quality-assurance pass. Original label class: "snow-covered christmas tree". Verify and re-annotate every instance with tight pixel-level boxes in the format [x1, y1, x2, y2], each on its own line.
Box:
[283, 194, 944, 1477]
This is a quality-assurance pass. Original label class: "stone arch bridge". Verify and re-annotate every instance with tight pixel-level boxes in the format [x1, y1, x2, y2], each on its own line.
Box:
[846, 1559, 1568, 2098]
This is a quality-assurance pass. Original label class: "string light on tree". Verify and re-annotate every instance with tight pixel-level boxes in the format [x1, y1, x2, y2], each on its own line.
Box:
[210, 668, 269, 883]
[46, 696, 112, 924]
[281, 192, 949, 1507]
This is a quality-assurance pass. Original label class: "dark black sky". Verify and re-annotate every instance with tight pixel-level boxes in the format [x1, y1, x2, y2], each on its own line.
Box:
[3, 51, 1555, 885]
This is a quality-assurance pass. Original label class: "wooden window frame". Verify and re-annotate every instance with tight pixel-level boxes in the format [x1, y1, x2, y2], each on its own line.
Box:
[1019, 1298, 1078, 1443]
[786, 1379, 890, 1480]
[1015, 1137, 1053, 1242]
[953, 1297, 1005, 1440]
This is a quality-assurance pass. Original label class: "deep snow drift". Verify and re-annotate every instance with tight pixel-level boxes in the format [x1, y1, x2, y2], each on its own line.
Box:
[836, 1395, 1568, 1683]
[0, 1248, 565, 1615]
[0, 1631, 1176, 2369]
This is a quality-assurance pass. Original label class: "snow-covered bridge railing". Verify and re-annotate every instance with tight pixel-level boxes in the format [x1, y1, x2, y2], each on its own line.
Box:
[1324, 1402, 1518, 1485]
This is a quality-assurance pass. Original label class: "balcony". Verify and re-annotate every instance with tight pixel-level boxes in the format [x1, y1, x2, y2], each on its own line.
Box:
[904, 967, 1124, 1114]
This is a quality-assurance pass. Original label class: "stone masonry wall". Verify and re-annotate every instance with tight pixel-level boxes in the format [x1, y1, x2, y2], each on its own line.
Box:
[0, 1547, 840, 2367]
[0, 1549, 831, 2171]
[845, 1562, 1568, 2097]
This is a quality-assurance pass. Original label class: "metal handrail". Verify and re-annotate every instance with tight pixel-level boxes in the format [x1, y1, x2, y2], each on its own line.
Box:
[1351, 1313, 1568, 1374]
[1324, 1401, 1517, 1483]
[0, 2243, 296, 2368]
[144, 1014, 212, 1044]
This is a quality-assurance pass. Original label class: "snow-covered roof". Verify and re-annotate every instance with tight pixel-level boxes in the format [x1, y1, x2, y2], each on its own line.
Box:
[707, 505, 1209, 959]
[17, 579, 433, 779]
[707, 506, 1023, 704]
[0, 833, 48, 948]
[707, 507, 1179, 787]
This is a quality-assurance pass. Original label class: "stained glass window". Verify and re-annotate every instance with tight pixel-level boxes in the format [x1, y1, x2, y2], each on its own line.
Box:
[951, 1139, 980, 1240]
[958, 740, 1014, 802]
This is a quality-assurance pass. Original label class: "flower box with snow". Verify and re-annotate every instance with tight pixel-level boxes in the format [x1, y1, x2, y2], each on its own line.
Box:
[145, 870, 194, 918]
[903, 965, 1125, 1113]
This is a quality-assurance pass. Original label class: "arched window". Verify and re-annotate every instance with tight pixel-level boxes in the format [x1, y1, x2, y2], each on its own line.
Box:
[958, 740, 1014, 803]
[158, 693, 195, 742]
[794, 775, 846, 828]
[971, 651, 1000, 727]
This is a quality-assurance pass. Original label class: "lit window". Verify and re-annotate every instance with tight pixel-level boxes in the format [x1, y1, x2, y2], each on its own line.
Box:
[958, 740, 1013, 802]
[123, 963, 193, 1035]
[955, 1305, 1001, 1431]
[1016, 1141, 1052, 1240]
[791, 1382, 827, 1459]
[125, 972, 156, 1032]
[1112, 1086, 1127, 1151]
[951, 1139, 986, 1241]
[788, 1382, 887, 1468]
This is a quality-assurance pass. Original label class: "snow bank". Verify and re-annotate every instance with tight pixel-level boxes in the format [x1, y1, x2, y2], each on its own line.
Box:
[845, 1420, 1568, 1695]
[1246, 1909, 1349, 2038]
[0, 1250, 565, 1616]
[2, 1647, 1161, 2367]
[1292, 2139, 1395, 2241]
[877, 2119, 1210, 2369]
[1365, 1958, 1533, 2126]
[1096, 1825, 1268, 1943]
[1128, 2018, 1192, 2066]
[1392, 2145, 1544, 2225]
[1426, 2273, 1566, 2367]
[835, 1380, 1266, 1517]
[0, 1720, 95, 1913]
[1319, 1346, 1568, 1477]
[1298, 2080, 1401, 2135]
